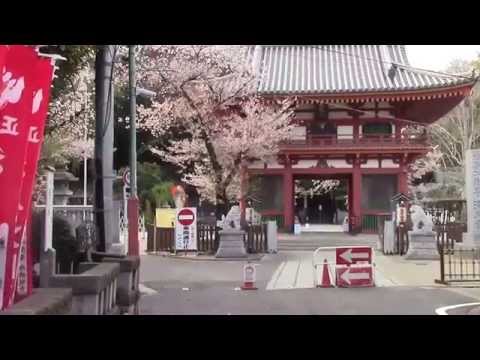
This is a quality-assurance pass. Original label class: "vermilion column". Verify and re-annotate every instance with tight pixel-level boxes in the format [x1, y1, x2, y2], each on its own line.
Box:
[398, 159, 409, 195]
[283, 166, 294, 232]
[351, 160, 362, 233]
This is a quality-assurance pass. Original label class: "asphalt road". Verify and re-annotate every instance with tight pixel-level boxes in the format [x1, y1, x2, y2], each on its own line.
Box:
[138, 254, 479, 315]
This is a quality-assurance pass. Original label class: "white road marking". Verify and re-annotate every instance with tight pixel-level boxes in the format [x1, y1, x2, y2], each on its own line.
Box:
[139, 284, 158, 295]
[295, 256, 315, 288]
[435, 302, 480, 315]
[275, 260, 301, 289]
[267, 251, 406, 290]
[266, 261, 286, 290]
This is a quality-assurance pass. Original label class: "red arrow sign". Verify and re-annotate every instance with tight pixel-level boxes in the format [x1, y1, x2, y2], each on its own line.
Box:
[336, 266, 373, 287]
[336, 247, 372, 265]
[178, 208, 195, 226]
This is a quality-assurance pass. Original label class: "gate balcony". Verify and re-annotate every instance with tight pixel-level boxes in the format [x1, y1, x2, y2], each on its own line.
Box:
[280, 134, 430, 154]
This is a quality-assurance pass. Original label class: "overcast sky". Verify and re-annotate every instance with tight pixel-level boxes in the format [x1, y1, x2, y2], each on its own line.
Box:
[406, 45, 480, 71]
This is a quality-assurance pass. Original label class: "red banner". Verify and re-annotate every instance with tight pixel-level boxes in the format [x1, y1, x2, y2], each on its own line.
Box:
[0, 45, 44, 310]
[13, 56, 54, 303]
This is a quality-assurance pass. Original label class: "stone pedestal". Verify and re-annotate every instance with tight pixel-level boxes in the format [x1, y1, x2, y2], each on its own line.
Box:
[404, 231, 439, 260]
[215, 230, 247, 258]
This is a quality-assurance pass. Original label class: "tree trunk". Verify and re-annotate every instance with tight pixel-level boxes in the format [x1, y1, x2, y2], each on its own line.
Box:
[215, 188, 229, 222]
[215, 197, 227, 222]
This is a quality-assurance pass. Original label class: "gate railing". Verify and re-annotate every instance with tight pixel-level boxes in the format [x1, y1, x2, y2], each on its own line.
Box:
[146, 223, 268, 254]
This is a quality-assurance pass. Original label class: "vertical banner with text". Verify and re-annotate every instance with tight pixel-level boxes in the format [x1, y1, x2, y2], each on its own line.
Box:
[14, 56, 54, 303]
[0, 45, 43, 309]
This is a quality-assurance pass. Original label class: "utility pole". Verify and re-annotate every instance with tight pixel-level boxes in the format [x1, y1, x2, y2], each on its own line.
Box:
[128, 45, 139, 256]
[94, 45, 115, 252]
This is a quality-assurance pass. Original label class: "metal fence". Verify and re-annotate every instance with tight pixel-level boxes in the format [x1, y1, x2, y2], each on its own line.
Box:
[436, 223, 480, 284]
[436, 246, 480, 284]
[245, 224, 268, 253]
[146, 223, 268, 254]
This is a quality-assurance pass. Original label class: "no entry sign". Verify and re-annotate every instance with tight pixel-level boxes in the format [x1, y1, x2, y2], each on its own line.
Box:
[178, 208, 195, 226]
[336, 265, 374, 287]
[336, 247, 372, 265]
[123, 169, 130, 187]
[175, 208, 197, 251]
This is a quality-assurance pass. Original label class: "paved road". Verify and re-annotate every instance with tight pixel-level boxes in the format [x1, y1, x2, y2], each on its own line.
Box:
[139, 253, 479, 315]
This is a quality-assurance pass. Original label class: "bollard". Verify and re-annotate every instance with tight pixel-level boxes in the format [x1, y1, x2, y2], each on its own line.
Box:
[241, 262, 258, 290]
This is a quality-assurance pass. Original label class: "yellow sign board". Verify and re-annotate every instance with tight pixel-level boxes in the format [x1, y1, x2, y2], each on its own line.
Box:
[155, 208, 176, 228]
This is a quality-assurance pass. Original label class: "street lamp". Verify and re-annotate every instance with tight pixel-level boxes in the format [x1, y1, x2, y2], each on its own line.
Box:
[127, 45, 156, 256]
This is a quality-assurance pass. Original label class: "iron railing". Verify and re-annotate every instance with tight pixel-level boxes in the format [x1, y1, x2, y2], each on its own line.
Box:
[436, 246, 480, 284]
[146, 223, 268, 254]
[282, 134, 429, 149]
[436, 223, 479, 284]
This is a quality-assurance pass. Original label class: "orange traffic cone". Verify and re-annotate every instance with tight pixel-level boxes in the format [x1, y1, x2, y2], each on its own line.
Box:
[317, 259, 334, 288]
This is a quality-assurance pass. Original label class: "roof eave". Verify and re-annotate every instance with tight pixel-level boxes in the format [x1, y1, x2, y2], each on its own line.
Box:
[259, 81, 476, 103]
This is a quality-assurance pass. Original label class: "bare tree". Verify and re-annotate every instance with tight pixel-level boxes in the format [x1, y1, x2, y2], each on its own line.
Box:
[430, 60, 480, 169]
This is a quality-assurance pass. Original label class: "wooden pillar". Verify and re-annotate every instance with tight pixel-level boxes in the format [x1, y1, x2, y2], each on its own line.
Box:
[351, 159, 362, 233]
[283, 160, 294, 232]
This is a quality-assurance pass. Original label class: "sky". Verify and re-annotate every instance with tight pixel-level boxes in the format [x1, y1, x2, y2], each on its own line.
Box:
[406, 45, 480, 71]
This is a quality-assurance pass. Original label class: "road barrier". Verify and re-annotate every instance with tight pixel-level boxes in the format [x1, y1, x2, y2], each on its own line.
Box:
[313, 246, 375, 288]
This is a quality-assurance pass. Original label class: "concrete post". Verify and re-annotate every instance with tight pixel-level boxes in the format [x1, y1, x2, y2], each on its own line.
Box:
[94, 45, 116, 252]
[267, 221, 278, 253]
[464, 149, 480, 248]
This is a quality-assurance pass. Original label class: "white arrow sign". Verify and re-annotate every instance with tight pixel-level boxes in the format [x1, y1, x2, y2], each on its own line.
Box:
[340, 268, 371, 285]
[339, 249, 370, 264]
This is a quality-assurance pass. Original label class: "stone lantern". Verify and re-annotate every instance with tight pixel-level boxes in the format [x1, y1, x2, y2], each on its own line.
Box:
[53, 167, 79, 205]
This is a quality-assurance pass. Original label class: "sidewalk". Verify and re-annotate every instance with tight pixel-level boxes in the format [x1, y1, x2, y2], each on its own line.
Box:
[374, 252, 441, 287]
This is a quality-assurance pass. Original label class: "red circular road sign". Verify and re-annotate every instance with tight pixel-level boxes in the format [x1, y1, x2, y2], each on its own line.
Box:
[123, 169, 131, 187]
[178, 208, 195, 226]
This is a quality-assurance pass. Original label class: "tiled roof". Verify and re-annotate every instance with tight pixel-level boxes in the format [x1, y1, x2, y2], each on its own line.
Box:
[252, 45, 475, 95]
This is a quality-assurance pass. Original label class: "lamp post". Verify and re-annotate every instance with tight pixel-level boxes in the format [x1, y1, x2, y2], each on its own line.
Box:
[127, 45, 156, 256]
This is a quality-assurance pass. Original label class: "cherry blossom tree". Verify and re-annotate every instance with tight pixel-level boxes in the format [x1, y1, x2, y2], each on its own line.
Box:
[130, 46, 296, 217]
[44, 64, 95, 166]
[295, 179, 340, 199]
[408, 146, 444, 201]
[35, 62, 95, 203]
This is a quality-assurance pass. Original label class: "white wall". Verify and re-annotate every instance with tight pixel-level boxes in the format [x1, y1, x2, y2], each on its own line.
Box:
[337, 125, 353, 139]
[326, 159, 353, 168]
[292, 160, 318, 169]
[329, 111, 351, 119]
[381, 159, 399, 168]
[291, 126, 306, 141]
[267, 160, 284, 169]
[360, 159, 380, 168]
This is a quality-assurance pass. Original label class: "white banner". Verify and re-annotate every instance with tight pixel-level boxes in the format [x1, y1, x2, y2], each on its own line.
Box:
[175, 208, 197, 251]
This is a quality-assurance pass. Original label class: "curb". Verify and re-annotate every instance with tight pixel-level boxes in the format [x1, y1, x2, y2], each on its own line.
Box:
[145, 252, 265, 262]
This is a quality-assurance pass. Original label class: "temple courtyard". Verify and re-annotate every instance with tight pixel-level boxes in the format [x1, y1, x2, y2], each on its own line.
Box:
[138, 233, 480, 315]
